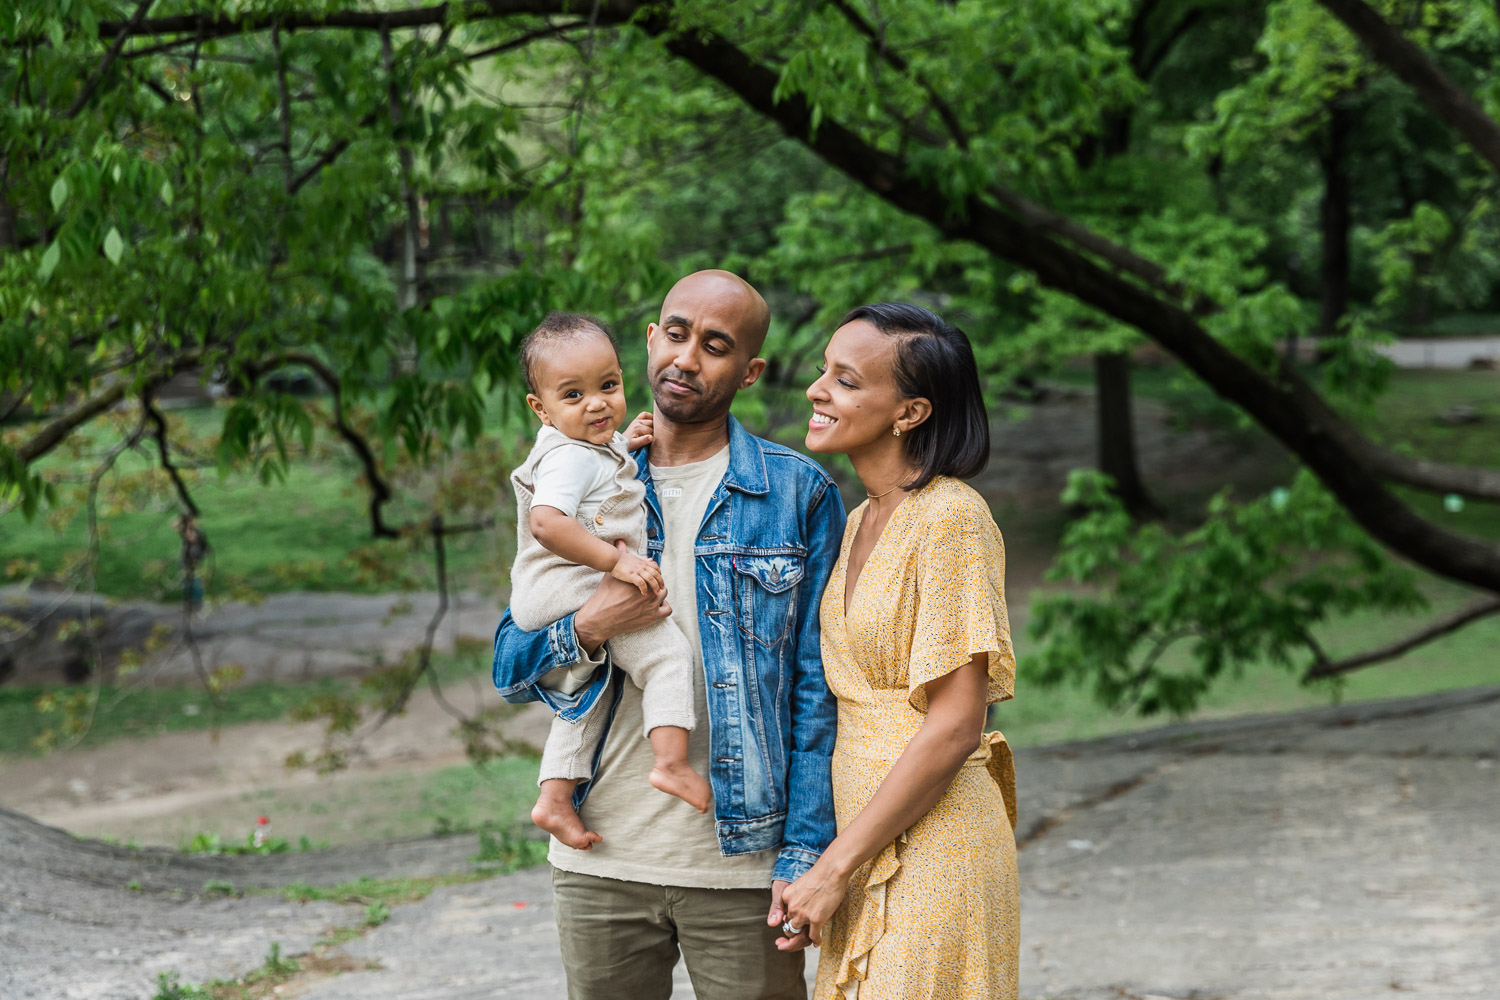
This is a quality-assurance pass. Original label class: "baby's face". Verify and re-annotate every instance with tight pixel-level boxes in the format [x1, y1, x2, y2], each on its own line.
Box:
[526, 333, 628, 445]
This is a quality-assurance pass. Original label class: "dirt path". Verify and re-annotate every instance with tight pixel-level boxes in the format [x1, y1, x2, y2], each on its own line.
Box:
[0, 680, 555, 847]
[5, 687, 1497, 1000]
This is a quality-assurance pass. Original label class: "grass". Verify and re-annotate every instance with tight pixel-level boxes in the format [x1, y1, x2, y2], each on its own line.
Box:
[1002, 578, 1500, 747]
[0, 644, 492, 757]
[0, 675, 351, 756]
[4, 400, 519, 600]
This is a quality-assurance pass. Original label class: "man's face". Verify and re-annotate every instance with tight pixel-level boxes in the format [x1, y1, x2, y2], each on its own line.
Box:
[646, 275, 767, 425]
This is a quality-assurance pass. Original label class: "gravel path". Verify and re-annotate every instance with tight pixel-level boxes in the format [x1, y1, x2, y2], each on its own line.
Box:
[5, 686, 1497, 1000]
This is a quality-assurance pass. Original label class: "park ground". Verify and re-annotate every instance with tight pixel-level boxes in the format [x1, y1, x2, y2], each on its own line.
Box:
[5, 687, 1497, 999]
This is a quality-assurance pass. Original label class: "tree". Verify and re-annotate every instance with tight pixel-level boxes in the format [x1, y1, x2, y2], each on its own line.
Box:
[5, 0, 1500, 733]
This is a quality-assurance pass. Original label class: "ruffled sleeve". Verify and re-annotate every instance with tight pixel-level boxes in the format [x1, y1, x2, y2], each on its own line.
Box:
[906, 486, 1015, 713]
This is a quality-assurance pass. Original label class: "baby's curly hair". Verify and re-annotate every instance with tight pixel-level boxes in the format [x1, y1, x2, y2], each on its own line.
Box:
[519, 311, 617, 394]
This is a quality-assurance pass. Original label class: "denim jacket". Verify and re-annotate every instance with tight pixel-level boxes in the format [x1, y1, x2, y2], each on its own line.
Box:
[492, 416, 845, 884]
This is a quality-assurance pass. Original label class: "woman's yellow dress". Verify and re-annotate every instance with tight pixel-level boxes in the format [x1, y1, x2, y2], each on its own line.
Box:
[813, 476, 1019, 1000]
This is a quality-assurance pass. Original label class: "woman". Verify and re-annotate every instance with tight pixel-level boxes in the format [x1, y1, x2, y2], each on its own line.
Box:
[779, 303, 1018, 999]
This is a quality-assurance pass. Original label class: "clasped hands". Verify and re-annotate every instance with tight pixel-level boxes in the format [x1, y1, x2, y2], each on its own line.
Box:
[769, 861, 851, 951]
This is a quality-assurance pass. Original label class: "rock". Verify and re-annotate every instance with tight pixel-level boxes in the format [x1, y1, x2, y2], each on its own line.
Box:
[1436, 403, 1484, 425]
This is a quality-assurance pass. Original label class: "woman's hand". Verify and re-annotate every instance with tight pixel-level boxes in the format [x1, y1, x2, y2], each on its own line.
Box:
[624, 411, 653, 450]
[775, 857, 852, 949]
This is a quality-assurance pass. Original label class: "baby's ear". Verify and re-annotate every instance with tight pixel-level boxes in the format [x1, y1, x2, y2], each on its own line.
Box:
[525, 393, 552, 425]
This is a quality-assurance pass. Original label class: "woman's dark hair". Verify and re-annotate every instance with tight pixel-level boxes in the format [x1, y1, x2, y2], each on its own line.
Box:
[841, 302, 989, 490]
[519, 311, 616, 394]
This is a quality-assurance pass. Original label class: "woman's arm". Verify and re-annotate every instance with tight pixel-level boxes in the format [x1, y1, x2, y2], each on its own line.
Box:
[777, 654, 989, 947]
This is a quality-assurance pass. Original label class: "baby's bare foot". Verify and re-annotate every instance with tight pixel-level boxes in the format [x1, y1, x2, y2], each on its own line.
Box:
[650, 761, 711, 814]
[531, 798, 602, 851]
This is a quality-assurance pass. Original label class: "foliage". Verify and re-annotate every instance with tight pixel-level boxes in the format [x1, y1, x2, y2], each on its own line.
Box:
[1029, 470, 1426, 715]
[4, 0, 1500, 730]
[278, 872, 492, 907]
[152, 972, 213, 1000]
[474, 824, 550, 871]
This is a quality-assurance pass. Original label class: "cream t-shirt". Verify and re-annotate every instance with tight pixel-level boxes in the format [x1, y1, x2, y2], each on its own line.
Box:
[548, 444, 774, 888]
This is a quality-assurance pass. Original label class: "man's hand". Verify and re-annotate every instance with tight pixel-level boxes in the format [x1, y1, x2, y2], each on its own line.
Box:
[574, 542, 673, 654]
[768, 879, 812, 952]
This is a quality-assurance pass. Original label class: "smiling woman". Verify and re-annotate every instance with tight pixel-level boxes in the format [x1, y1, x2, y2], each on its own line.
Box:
[785, 303, 1018, 1000]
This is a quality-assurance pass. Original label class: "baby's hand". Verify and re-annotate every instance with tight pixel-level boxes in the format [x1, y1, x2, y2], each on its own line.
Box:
[624, 411, 654, 451]
[611, 550, 665, 596]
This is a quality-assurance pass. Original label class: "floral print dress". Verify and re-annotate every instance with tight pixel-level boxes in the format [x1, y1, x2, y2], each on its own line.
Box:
[813, 477, 1019, 1000]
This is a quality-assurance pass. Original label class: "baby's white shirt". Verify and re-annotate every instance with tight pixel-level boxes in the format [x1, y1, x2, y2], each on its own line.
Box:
[528, 425, 628, 519]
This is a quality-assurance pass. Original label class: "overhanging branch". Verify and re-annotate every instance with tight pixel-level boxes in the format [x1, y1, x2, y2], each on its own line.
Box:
[255, 351, 399, 539]
[1315, 0, 1500, 175]
[14, 352, 201, 465]
[1303, 599, 1500, 680]
[643, 12, 1500, 595]
[98, 2, 631, 42]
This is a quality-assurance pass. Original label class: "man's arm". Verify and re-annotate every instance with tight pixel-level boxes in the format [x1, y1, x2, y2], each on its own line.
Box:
[492, 557, 675, 705]
[772, 478, 845, 885]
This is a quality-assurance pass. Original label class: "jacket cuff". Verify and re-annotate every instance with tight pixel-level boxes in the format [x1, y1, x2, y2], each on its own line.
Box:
[772, 846, 821, 884]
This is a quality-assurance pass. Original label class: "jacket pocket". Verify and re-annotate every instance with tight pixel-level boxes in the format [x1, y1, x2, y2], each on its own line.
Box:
[733, 554, 805, 649]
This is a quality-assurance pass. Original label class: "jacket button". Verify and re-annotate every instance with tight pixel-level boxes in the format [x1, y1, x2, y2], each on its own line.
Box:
[595, 514, 604, 525]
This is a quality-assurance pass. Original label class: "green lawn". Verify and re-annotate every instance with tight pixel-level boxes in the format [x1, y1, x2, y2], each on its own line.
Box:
[1002, 578, 1500, 747]
[4, 400, 521, 599]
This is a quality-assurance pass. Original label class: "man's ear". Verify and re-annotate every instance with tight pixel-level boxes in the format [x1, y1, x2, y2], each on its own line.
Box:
[898, 396, 932, 433]
[741, 357, 768, 389]
[645, 322, 659, 349]
[526, 393, 552, 426]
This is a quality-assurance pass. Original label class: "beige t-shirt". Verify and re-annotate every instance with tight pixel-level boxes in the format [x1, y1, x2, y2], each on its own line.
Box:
[548, 444, 774, 888]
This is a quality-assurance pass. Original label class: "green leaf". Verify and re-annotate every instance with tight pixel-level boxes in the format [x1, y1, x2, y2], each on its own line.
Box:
[38, 242, 60, 280]
[160, 181, 174, 207]
[50, 177, 69, 213]
[103, 227, 125, 265]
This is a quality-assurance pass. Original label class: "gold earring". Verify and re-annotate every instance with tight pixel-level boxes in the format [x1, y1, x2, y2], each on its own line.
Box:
[893, 425, 901, 437]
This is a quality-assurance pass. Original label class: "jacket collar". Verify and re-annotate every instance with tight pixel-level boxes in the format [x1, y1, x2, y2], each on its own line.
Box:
[633, 415, 770, 496]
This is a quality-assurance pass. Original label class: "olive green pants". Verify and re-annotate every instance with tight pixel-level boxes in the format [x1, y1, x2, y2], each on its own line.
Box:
[551, 867, 807, 1000]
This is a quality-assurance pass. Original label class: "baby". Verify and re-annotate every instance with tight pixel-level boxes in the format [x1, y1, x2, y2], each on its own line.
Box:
[509, 311, 710, 850]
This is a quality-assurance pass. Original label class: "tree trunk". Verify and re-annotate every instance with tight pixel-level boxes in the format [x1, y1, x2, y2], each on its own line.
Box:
[1318, 105, 1352, 339]
[1096, 351, 1160, 519]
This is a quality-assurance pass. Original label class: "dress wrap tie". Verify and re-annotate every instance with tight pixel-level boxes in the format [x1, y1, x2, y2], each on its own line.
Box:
[832, 713, 1017, 994]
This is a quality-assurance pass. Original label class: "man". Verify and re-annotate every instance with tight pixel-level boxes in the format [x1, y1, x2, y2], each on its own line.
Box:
[493, 270, 844, 999]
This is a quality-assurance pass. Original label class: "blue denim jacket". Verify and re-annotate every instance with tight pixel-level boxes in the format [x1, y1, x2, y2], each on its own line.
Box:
[492, 417, 845, 884]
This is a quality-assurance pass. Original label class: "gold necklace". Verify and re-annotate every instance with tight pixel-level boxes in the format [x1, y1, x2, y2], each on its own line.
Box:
[865, 483, 903, 500]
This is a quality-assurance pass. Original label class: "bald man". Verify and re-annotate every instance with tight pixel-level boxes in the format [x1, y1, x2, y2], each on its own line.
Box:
[493, 271, 845, 1000]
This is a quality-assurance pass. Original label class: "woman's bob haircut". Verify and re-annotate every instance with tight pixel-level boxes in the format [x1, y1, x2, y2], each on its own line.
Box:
[840, 302, 990, 491]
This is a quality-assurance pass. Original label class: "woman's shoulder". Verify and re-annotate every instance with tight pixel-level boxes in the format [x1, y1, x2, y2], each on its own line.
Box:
[912, 476, 997, 532]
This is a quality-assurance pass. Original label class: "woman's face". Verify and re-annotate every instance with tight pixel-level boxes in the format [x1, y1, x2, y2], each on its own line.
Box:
[805, 320, 910, 455]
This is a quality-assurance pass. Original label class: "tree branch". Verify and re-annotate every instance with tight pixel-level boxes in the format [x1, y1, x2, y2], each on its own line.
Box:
[1315, 0, 1500, 175]
[253, 352, 399, 539]
[142, 392, 200, 516]
[98, 2, 629, 42]
[644, 12, 1500, 595]
[1303, 599, 1500, 680]
[462, 19, 591, 61]
[272, 24, 294, 195]
[67, 0, 154, 117]
[12, 352, 201, 465]
[827, 0, 969, 150]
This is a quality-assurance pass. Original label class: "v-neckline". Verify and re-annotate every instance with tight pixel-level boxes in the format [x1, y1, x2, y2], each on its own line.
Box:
[842, 491, 914, 620]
